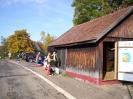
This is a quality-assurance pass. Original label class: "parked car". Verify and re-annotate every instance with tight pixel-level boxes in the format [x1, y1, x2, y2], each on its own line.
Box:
[22, 52, 36, 62]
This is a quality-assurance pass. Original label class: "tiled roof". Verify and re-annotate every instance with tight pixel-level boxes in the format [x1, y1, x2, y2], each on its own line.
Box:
[50, 6, 133, 47]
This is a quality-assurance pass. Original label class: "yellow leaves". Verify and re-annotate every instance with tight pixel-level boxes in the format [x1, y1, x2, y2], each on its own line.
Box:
[40, 32, 54, 52]
[6, 29, 34, 54]
[38, 42, 45, 51]
[25, 47, 34, 53]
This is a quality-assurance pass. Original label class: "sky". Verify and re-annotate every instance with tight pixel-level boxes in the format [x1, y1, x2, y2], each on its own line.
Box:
[0, 0, 74, 41]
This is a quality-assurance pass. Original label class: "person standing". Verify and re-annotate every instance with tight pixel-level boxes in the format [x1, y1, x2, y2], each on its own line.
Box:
[46, 52, 51, 66]
[35, 52, 40, 64]
[51, 51, 58, 67]
[8, 52, 11, 59]
[45, 52, 53, 75]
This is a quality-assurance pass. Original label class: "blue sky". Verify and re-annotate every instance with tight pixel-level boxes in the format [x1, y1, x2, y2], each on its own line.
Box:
[0, 0, 74, 41]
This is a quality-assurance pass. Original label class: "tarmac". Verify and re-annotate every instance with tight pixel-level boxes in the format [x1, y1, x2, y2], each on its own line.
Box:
[10, 60, 133, 99]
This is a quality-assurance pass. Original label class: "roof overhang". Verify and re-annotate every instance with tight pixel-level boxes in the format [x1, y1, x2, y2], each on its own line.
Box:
[49, 39, 97, 48]
[49, 6, 133, 48]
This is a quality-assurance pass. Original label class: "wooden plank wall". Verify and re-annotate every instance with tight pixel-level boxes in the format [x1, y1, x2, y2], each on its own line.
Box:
[95, 42, 103, 80]
[66, 47, 100, 78]
[66, 47, 96, 69]
[108, 14, 133, 38]
[57, 49, 66, 69]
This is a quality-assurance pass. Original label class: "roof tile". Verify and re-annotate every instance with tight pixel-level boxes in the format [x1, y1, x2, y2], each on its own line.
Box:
[50, 6, 132, 46]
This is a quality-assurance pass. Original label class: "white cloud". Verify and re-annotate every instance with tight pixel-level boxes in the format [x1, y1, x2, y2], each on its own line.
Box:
[0, 0, 47, 5]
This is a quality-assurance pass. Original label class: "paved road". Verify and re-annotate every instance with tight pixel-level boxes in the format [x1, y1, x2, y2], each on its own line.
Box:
[0, 60, 67, 99]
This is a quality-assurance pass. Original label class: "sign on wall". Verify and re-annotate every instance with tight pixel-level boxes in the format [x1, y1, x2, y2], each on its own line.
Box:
[118, 41, 133, 81]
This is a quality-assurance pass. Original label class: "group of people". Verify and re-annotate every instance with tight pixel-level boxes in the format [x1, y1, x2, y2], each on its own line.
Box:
[35, 51, 58, 65]
[44, 52, 57, 67]
[43, 51, 58, 75]
[36, 52, 58, 74]
[14, 51, 59, 75]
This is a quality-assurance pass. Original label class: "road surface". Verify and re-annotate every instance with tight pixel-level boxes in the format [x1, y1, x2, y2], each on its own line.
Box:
[0, 60, 67, 99]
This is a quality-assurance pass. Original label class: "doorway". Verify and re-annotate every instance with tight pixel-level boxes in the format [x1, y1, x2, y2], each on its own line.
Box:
[103, 42, 115, 80]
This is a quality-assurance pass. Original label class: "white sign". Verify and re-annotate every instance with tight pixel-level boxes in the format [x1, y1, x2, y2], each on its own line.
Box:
[118, 41, 133, 47]
[118, 41, 133, 81]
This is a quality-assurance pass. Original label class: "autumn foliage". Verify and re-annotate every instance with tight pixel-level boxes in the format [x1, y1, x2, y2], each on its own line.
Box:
[6, 29, 34, 54]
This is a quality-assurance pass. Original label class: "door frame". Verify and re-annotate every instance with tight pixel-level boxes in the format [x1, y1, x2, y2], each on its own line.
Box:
[103, 41, 116, 80]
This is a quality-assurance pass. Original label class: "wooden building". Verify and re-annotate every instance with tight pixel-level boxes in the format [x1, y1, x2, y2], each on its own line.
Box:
[49, 6, 133, 85]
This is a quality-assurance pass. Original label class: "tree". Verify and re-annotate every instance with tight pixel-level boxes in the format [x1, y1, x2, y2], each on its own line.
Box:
[6, 29, 34, 54]
[72, 0, 107, 25]
[72, 0, 133, 25]
[0, 36, 8, 58]
[40, 31, 54, 53]
[1, 36, 6, 45]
